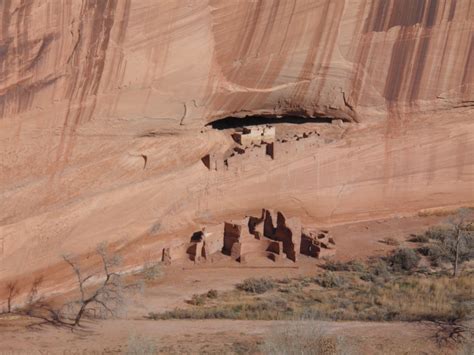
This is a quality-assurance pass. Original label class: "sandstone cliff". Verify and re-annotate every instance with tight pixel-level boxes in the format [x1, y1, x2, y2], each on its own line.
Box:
[0, 1, 472, 282]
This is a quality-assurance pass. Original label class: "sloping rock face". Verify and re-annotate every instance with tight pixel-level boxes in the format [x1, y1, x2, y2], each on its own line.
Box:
[0, 1, 473, 283]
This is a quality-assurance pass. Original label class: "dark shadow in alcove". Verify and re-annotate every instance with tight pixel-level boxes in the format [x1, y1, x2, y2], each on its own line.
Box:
[207, 115, 334, 130]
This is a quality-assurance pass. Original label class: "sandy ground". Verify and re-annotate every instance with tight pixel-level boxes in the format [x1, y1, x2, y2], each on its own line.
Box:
[0, 317, 462, 354]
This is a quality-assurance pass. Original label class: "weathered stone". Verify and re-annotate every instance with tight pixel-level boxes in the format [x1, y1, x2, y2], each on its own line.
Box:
[162, 247, 171, 265]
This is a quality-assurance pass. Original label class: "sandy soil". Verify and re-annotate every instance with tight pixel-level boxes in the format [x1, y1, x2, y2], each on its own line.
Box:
[0, 317, 462, 355]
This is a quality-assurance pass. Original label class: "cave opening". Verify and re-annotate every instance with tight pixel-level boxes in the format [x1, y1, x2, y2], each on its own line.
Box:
[207, 115, 334, 130]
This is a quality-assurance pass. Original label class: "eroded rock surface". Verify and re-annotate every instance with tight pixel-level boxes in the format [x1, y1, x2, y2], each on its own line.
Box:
[0, 1, 472, 287]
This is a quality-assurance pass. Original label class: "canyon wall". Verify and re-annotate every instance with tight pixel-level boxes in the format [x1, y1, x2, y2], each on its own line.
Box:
[0, 0, 473, 282]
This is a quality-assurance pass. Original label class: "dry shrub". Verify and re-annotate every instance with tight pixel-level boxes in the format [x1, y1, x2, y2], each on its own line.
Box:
[418, 208, 458, 217]
[261, 321, 343, 355]
[187, 294, 207, 306]
[323, 260, 366, 272]
[314, 272, 347, 288]
[207, 289, 218, 299]
[381, 237, 400, 246]
[237, 278, 275, 294]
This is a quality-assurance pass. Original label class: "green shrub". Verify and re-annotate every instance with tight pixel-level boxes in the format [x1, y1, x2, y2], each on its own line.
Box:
[388, 248, 420, 271]
[236, 278, 275, 294]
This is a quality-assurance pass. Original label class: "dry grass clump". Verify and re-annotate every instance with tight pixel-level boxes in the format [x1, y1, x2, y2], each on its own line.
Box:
[186, 289, 219, 306]
[149, 296, 292, 320]
[236, 277, 276, 294]
[261, 322, 340, 355]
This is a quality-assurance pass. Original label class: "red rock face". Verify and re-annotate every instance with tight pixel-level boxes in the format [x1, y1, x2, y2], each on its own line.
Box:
[0, 1, 472, 284]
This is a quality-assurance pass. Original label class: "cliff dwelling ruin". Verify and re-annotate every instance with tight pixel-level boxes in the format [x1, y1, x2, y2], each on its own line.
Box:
[163, 209, 335, 266]
[201, 114, 349, 171]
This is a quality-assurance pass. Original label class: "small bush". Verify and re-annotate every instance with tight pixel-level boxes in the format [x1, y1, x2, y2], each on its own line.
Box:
[187, 294, 207, 306]
[315, 272, 347, 288]
[409, 234, 430, 243]
[207, 289, 218, 299]
[323, 260, 366, 272]
[388, 248, 420, 271]
[236, 278, 275, 294]
[425, 226, 452, 241]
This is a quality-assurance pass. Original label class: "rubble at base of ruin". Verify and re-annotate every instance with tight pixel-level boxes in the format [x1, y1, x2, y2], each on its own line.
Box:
[163, 209, 335, 265]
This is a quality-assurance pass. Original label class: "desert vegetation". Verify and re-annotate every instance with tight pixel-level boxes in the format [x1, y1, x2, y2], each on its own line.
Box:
[261, 321, 343, 355]
[1, 243, 144, 328]
[149, 258, 473, 323]
[411, 209, 474, 277]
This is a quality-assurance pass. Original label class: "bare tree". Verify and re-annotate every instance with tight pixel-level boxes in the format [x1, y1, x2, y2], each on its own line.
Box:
[26, 276, 44, 305]
[5, 281, 19, 313]
[62, 243, 124, 326]
[429, 209, 474, 277]
[23, 276, 45, 316]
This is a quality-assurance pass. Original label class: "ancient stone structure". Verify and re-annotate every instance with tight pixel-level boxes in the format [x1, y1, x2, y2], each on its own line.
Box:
[187, 230, 210, 263]
[153, 210, 335, 267]
[222, 220, 269, 263]
[248, 210, 265, 239]
[265, 142, 275, 160]
[262, 210, 301, 262]
[300, 229, 336, 259]
[234, 126, 276, 146]
[223, 222, 242, 257]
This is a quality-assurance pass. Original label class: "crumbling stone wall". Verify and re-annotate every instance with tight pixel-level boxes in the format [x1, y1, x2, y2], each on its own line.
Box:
[262, 209, 301, 262]
[223, 222, 242, 255]
[234, 125, 275, 146]
[300, 229, 335, 258]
